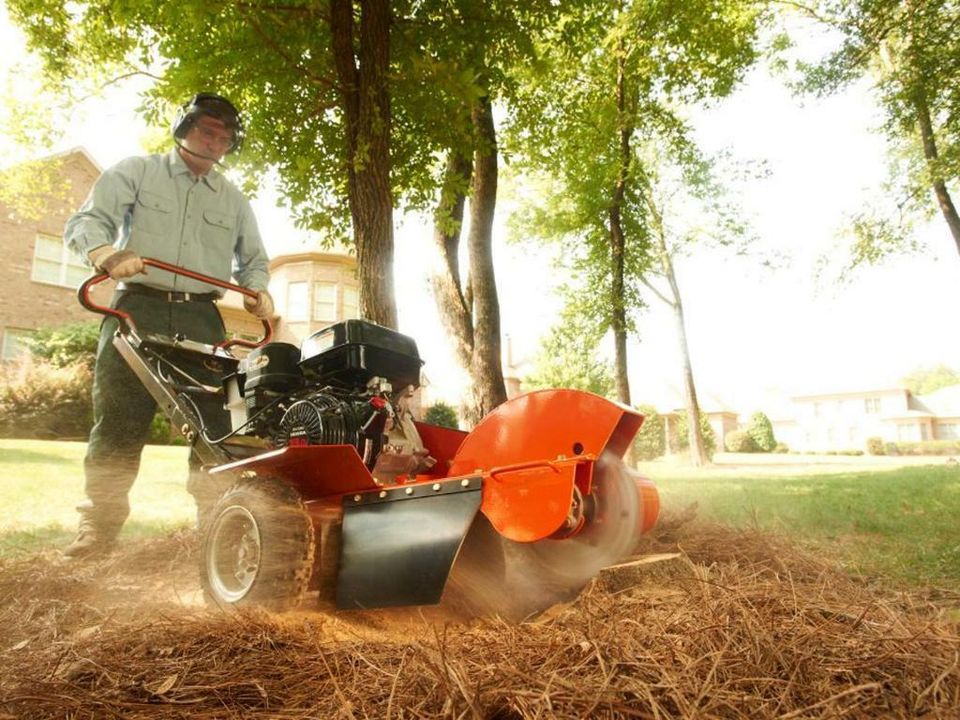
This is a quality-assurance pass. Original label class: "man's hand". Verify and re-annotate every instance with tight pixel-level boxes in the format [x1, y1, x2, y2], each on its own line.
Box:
[89, 247, 145, 280]
[243, 290, 274, 319]
[412, 449, 437, 474]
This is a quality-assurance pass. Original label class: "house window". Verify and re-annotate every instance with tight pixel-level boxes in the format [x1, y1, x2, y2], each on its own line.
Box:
[864, 398, 880, 414]
[1, 328, 33, 362]
[813, 402, 821, 418]
[897, 424, 915, 441]
[286, 281, 308, 322]
[313, 281, 337, 322]
[343, 286, 359, 319]
[31, 234, 88, 288]
[938, 423, 960, 440]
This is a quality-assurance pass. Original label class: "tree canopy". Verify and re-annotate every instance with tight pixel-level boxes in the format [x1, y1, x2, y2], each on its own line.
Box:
[523, 307, 616, 399]
[7, 0, 955, 434]
[6, 0, 561, 420]
[507, 0, 762, 463]
[901, 365, 960, 396]
[792, 0, 960, 265]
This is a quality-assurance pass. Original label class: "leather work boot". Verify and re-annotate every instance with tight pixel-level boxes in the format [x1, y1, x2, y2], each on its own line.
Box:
[62, 522, 116, 560]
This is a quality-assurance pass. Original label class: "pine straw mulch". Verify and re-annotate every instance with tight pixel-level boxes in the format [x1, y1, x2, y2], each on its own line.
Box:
[1, 516, 959, 720]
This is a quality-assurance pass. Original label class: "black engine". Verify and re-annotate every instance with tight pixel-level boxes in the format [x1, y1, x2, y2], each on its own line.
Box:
[224, 320, 423, 467]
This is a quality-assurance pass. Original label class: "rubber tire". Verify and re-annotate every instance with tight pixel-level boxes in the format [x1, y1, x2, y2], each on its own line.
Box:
[200, 476, 315, 612]
[505, 455, 641, 605]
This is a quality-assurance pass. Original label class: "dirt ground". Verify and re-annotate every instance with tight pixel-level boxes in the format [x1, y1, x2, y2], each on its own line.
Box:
[1, 517, 958, 719]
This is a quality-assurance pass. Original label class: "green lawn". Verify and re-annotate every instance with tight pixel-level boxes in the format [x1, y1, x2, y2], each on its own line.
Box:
[0, 439, 194, 556]
[3, 440, 959, 589]
[643, 460, 960, 587]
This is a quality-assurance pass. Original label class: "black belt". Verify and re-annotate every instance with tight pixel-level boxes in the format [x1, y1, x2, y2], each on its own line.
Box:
[119, 284, 219, 303]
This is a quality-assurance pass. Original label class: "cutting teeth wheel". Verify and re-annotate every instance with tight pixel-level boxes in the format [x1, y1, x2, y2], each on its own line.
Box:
[505, 452, 641, 598]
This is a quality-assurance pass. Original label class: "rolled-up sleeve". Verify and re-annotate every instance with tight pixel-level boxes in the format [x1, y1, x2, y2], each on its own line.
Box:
[64, 156, 144, 264]
[232, 198, 270, 292]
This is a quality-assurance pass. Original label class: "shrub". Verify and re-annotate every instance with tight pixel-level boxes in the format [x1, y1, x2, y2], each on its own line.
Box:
[839, 449, 864, 456]
[148, 411, 187, 446]
[746, 411, 777, 452]
[424, 401, 459, 429]
[774, 442, 790, 453]
[894, 440, 960, 456]
[0, 357, 93, 439]
[724, 429, 758, 453]
[866, 436, 885, 455]
[676, 410, 716, 458]
[632, 404, 665, 460]
[522, 316, 615, 398]
[24, 321, 100, 369]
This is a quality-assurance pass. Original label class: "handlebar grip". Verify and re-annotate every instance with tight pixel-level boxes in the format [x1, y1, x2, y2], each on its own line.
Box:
[77, 257, 273, 350]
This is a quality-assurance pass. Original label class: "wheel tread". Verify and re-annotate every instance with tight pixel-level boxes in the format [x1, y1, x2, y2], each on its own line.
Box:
[200, 475, 315, 612]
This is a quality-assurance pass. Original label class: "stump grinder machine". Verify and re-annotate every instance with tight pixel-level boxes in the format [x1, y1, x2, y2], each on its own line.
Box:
[80, 259, 659, 614]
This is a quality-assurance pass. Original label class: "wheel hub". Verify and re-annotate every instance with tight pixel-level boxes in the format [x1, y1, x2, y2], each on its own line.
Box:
[207, 505, 262, 603]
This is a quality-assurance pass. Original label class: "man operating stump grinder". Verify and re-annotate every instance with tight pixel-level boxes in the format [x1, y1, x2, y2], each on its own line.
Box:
[62, 93, 274, 559]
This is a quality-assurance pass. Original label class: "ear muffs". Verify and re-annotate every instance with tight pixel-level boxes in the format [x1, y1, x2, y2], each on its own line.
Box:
[172, 93, 245, 154]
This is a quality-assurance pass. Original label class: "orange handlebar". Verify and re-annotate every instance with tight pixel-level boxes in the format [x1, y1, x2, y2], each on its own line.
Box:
[77, 257, 273, 350]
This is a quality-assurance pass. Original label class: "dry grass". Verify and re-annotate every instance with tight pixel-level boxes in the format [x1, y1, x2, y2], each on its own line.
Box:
[1, 517, 958, 719]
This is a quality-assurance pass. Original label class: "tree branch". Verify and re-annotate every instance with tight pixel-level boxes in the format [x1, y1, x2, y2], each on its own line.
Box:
[232, 1, 329, 17]
[69, 69, 164, 104]
[242, 13, 335, 89]
[640, 275, 673, 307]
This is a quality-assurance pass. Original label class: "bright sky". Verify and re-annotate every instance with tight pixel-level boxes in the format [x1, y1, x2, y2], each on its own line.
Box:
[2, 7, 958, 416]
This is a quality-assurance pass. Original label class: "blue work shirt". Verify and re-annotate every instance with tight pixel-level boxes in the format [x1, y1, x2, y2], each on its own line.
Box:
[65, 149, 269, 295]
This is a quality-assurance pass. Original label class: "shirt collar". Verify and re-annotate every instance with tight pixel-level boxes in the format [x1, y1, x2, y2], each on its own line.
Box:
[167, 148, 222, 192]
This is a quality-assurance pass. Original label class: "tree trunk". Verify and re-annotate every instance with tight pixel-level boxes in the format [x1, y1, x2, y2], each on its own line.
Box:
[609, 212, 631, 406]
[330, 0, 397, 328]
[430, 151, 474, 368]
[670, 278, 708, 467]
[429, 97, 507, 427]
[644, 185, 708, 466]
[914, 92, 960, 257]
[608, 35, 632, 407]
[465, 95, 508, 424]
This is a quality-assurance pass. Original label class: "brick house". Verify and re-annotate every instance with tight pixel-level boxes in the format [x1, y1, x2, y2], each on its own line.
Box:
[0, 148, 113, 359]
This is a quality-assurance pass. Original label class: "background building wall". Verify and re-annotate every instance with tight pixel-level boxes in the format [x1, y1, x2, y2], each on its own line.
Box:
[0, 149, 112, 359]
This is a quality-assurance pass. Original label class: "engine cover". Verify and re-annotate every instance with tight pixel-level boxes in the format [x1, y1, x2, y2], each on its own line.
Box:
[276, 392, 385, 468]
[299, 320, 422, 390]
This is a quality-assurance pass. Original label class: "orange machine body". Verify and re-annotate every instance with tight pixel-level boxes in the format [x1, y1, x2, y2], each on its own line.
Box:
[213, 389, 659, 544]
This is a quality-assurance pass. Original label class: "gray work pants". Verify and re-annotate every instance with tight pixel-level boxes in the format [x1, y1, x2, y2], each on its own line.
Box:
[80, 290, 231, 537]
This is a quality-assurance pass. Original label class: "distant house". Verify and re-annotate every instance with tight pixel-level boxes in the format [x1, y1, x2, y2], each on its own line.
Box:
[625, 386, 740, 454]
[661, 405, 739, 454]
[772, 385, 960, 451]
[217, 250, 359, 345]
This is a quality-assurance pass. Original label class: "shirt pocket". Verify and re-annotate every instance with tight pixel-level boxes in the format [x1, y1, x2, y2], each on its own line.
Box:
[136, 189, 175, 213]
[133, 189, 176, 236]
[203, 209, 235, 240]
